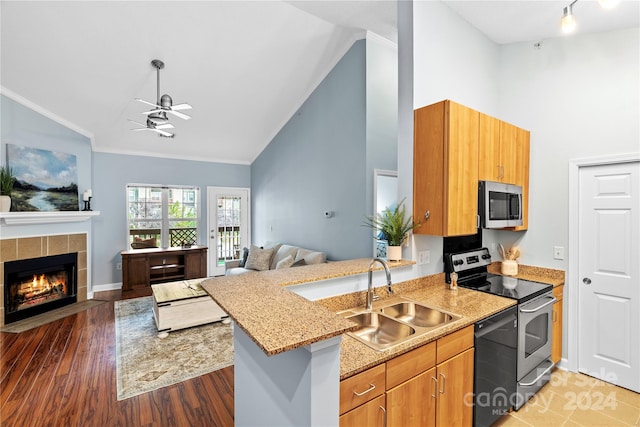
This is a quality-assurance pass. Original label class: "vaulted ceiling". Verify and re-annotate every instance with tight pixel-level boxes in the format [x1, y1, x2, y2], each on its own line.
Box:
[1, 1, 637, 165]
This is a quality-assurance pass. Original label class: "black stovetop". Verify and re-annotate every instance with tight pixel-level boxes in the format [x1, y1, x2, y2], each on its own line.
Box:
[458, 273, 553, 304]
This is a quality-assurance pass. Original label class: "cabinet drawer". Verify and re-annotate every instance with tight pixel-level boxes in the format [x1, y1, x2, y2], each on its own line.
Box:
[386, 341, 436, 390]
[340, 364, 386, 415]
[436, 325, 473, 364]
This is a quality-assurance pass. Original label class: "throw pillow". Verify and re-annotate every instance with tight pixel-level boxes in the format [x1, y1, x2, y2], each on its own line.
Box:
[131, 237, 157, 249]
[238, 247, 249, 267]
[245, 245, 276, 271]
[275, 254, 295, 270]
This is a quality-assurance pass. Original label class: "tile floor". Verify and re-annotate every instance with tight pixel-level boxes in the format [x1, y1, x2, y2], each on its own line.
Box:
[494, 370, 640, 426]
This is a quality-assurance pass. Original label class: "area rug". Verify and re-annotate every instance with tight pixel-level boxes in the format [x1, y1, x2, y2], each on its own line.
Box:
[1, 300, 107, 333]
[114, 296, 234, 400]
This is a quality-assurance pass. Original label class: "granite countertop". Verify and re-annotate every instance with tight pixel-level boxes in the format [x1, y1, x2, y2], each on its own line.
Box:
[201, 258, 414, 355]
[316, 274, 516, 379]
[488, 262, 565, 287]
[202, 259, 561, 380]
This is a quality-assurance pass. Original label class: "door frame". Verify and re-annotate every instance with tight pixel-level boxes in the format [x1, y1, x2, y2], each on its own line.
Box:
[206, 186, 251, 277]
[567, 152, 640, 373]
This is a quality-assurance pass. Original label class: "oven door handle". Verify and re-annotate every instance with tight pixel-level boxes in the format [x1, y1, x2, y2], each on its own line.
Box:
[519, 362, 555, 386]
[519, 295, 557, 313]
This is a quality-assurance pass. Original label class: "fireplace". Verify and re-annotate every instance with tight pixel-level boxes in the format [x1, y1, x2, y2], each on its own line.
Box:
[4, 253, 78, 324]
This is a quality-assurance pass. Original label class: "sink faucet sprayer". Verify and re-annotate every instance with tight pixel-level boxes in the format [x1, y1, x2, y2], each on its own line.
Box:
[367, 258, 393, 310]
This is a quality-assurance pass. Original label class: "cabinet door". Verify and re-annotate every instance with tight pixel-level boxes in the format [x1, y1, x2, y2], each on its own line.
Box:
[552, 285, 564, 364]
[444, 101, 479, 236]
[387, 367, 436, 427]
[184, 248, 207, 279]
[122, 253, 149, 290]
[478, 113, 501, 182]
[340, 395, 386, 427]
[436, 348, 474, 427]
[498, 121, 519, 184]
[513, 127, 530, 231]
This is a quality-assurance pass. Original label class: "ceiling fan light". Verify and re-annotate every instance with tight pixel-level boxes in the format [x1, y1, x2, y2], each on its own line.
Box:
[148, 111, 168, 125]
[597, 0, 619, 9]
[561, 6, 576, 33]
[160, 94, 173, 108]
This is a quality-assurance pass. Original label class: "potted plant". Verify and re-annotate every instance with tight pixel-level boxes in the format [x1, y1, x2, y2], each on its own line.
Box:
[363, 198, 420, 261]
[0, 166, 15, 212]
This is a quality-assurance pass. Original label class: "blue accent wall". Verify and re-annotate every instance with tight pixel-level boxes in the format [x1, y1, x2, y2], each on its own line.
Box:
[251, 39, 397, 260]
[92, 152, 250, 286]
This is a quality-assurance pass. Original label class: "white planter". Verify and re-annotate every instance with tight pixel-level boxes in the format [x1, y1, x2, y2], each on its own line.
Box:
[0, 195, 11, 212]
[501, 260, 518, 276]
[387, 245, 402, 261]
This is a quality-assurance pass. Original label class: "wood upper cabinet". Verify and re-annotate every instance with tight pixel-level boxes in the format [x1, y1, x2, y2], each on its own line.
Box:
[552, 285, 564, 364]
[414, 100, 480, 237]
[479, 114, 531, 230]
[479, 114, 518, 184]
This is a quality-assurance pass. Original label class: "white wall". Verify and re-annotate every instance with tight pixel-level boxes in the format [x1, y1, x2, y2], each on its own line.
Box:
[492, 28, 640, 269]
[402, 2, 639, 273]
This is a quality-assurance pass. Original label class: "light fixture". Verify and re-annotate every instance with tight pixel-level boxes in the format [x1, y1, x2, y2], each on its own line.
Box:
[561, 1, 577, 34]
[562, 0, 620, 35]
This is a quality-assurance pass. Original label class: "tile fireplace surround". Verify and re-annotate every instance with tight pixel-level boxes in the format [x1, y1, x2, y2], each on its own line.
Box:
[0, 233, 88, 328]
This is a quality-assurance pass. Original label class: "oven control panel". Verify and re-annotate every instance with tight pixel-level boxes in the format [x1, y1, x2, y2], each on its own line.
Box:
[446, 248, 492, 273]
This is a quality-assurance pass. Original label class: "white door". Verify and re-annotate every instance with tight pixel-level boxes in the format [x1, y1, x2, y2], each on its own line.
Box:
[578, 161, 639, 392]
[207, 187, 250, 277]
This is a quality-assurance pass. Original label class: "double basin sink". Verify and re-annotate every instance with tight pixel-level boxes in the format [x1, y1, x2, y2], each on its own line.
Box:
[339, 298, 462, 351]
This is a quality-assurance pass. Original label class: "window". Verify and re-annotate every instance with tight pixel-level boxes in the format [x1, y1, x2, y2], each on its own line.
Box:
[127, 184, 200, 248]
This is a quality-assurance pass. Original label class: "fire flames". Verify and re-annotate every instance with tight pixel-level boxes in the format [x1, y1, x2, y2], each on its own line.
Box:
[13, 273, 68, 309]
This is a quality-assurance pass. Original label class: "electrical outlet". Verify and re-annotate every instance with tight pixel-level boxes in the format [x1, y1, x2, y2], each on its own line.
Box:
[116, 262, 122, 270]
[553, 246, 565, 260]
[418, 250, 430, 265]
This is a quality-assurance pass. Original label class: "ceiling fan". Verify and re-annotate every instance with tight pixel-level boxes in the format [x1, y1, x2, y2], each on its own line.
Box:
[135, 59, 192, 126]
[128, 118, 175, 138]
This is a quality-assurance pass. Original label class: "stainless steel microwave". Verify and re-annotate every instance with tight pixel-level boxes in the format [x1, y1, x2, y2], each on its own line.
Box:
[479, 180, 523, 228]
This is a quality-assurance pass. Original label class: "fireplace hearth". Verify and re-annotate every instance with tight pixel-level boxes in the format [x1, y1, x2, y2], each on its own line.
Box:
[4, 253, 78, 324]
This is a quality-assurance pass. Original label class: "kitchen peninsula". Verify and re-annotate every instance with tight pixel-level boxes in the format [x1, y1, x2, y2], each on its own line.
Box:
[202, 259, 516, 426]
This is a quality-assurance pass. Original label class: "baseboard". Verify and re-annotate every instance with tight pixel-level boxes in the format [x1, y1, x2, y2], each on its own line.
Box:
[93, 282, 123, 293]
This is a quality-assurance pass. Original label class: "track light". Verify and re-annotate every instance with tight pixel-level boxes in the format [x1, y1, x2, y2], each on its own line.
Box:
[562, 0, 620, 35]
[561, 1, 577, 34]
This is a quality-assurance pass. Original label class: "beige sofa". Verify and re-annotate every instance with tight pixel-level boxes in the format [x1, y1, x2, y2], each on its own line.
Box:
[225, 243, 327, 276]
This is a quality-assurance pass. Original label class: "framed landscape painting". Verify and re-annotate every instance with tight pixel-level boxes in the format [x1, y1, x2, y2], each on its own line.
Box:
[6, 144, 79, 211]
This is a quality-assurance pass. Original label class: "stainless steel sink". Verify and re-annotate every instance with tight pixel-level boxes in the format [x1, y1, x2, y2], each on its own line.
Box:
[380, 301, 458, 328]
[345, 312, 415, 349]
[340, 298, 462, 351]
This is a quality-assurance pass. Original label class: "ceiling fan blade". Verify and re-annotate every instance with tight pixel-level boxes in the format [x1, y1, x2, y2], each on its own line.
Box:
[136, 98, 161, 108]
[128, 119, 147, 127]
[153, 128, 174, 137]
[168, 110, 191, 120]
[171, 103, 192, 111]
[155, 123, 175, 130]
[141, 109, 162, 115]
[131, 127, 152, 132]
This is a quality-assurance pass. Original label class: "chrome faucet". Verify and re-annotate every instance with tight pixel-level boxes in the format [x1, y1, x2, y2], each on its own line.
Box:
[366, 258, 393, 310]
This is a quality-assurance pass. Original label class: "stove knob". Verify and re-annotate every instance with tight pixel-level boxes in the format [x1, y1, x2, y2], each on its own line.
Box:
[453, 259, 464, 266]
[481, 254, 491, 260]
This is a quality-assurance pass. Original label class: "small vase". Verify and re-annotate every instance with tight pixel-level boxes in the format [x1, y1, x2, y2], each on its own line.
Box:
[387, 246, 402, 261]
[0, 195, 11, 212]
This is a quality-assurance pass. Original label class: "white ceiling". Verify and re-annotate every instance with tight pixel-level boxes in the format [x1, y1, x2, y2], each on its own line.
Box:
[1, 1, 637, 165]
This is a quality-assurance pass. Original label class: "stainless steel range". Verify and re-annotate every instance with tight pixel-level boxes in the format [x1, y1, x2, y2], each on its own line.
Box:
[444, 247, 556, 420]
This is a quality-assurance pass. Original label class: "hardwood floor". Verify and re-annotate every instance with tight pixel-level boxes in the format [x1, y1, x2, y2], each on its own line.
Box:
[0, 289, 234, 427]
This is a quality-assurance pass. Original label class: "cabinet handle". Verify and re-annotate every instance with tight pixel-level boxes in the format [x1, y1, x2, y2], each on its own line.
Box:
[424, 210, 430, 220]
[353, 383, 376, 397]
[439, 373, 446, 394]
[379, 405, 387, 427]
[497, 165, 501, 180]
[431, 377, 438, 398]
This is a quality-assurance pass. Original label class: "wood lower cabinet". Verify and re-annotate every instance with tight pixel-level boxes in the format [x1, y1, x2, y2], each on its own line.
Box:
[121, 246, 207, 291]
[340, 326, 474, 427]
[340, 395, 386, 427]
[552, 285, 564, 364]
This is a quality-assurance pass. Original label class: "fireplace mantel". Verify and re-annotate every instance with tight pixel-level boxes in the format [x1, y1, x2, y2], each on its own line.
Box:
[0, 211, 100, 226]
